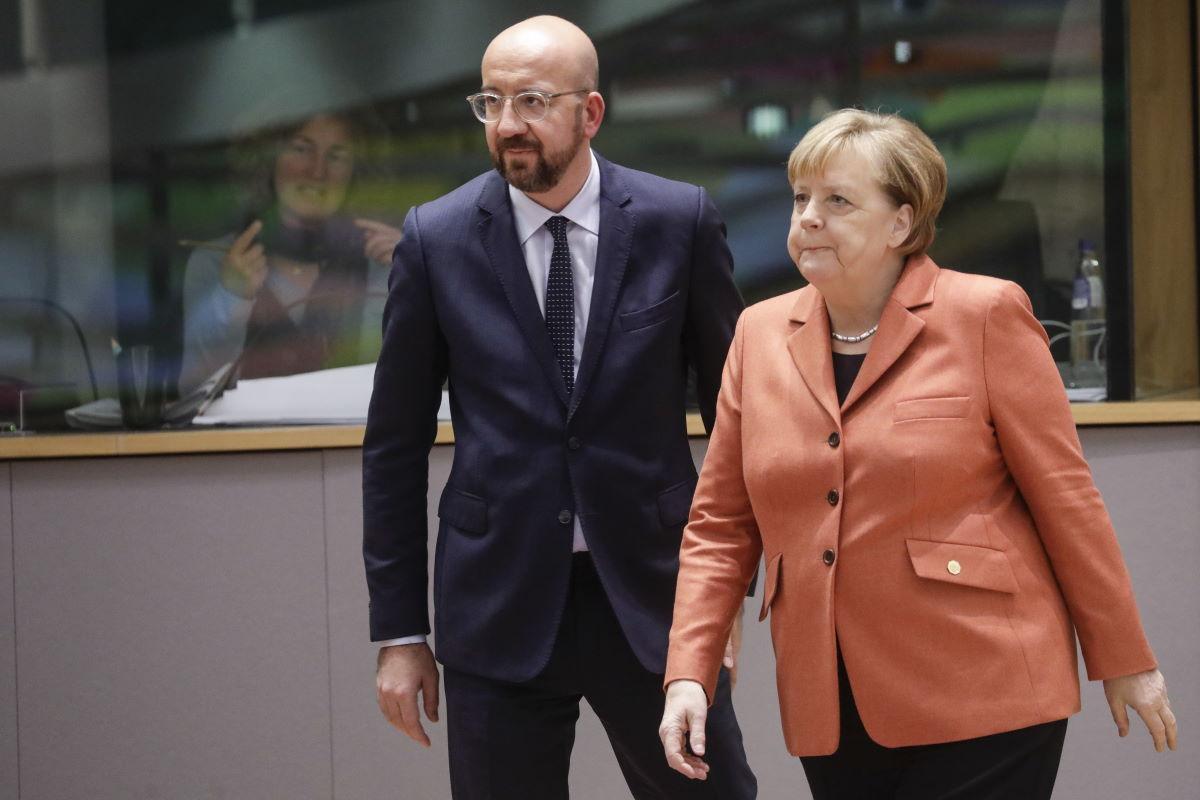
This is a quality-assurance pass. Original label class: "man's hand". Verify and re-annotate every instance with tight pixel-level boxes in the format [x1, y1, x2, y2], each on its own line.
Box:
[376, 643, 440, 747]
[722, 606, 744, 689]
[659, 679, 711, 780]
[1103, 668, 1178, 753]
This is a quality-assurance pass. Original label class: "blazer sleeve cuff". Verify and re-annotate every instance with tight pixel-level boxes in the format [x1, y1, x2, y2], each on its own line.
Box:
[1082, 646, 1158, 682]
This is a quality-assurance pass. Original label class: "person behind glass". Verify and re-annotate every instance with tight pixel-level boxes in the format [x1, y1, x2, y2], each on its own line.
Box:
[658, 109, 1177, 799]
[180, 111, 401, 390]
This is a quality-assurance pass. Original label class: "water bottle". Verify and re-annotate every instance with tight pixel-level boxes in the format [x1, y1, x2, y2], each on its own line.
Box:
[1068, 240, 1105, 386]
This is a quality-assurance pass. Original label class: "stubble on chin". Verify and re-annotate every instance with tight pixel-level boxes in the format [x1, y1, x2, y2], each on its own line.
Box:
[495, 149, 549, 193]
[491, 108, 585, 194]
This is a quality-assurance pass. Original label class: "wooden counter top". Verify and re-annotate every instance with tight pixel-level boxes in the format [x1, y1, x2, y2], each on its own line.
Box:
[3, 401, 1200, 460]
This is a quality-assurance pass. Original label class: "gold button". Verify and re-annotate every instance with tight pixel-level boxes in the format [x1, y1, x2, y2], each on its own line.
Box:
[947, 560, 962, 576]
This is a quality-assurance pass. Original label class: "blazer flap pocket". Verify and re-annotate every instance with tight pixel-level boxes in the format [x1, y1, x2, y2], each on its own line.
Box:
[894, 395, 971, 422]
[758, 552, 783, 621]
[657, 479, 696, 528]
[619, 290, 681, 332]
[905, 539, 1018, 594]
[438, 488, 487, 535]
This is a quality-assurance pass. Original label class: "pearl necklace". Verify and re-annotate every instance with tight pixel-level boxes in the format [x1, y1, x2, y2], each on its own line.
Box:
[830, 323, 879, 344]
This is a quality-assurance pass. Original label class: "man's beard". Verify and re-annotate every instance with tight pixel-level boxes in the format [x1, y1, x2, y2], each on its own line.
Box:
[491, 110, 585, 193]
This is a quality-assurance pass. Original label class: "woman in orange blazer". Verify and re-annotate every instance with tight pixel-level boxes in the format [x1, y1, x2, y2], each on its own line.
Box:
[658, 109, 1177, 799]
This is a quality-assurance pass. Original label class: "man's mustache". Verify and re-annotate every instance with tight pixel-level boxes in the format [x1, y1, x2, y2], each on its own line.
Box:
[497, 137, 542, 154]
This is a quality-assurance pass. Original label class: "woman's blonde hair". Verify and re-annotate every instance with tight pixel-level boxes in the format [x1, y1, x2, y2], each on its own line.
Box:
[787, 109, 947, 256]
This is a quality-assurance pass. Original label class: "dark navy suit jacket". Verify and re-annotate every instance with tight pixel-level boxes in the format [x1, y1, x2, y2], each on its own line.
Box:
[363, 154, 743, 683]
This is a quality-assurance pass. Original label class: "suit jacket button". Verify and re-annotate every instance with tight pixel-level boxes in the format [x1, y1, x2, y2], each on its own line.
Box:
[822, 549, 836, 566]
[947, 559, 962, 575]
[558, 510, 573, 525]
[826, 489, 840, 506]
[827, 432, 840, 448]
[567, 437, 582, 451]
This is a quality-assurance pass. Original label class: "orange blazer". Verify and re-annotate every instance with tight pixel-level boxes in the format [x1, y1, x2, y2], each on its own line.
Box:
[664, 255, 1157, 756]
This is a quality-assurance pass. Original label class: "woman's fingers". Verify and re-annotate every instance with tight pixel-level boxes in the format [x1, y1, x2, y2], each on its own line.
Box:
[687, 705, 708, 758]
[662, 725, 702, 779]
[1104, 669, 1180, 752]
[353, 218, 394, 234]
[219, 231, 267, 298]
[1134, 703, 1168, 752]
[1107, 693, 1131, 737]
[1133, 693, 1178, 753]
[1163, 703, 1179, 751]
[231, 219, 263, 254]
[659, 682, 711, 780]
[355, 218, 402, 263]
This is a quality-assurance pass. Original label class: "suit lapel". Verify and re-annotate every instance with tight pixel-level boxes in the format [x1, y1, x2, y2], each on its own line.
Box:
[570, 157, 634, 418]
[786, 255, 940, 418]
[786, 287, 840, 425]
[841, 255, 938, 412]
[476, 172, 571, 407]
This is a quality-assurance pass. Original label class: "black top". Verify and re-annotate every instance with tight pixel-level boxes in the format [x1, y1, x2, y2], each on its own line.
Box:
[832, 352, 867, 407]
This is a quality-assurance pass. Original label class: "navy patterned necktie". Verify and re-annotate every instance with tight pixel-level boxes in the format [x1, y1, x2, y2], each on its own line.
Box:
[545, 215, 575, 395]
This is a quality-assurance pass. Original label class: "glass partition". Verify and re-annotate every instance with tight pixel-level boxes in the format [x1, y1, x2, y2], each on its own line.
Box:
[0, 0, 1188, 432]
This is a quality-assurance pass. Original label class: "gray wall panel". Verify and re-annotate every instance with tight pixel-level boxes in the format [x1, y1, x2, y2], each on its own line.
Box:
[12, 453, 333, 800]
[1, 463, 17, 800]
[1053, 426, 1200, 799]
[324, 446, 453, 799]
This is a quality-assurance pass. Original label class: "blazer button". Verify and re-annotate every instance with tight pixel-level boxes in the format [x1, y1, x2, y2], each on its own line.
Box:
[826, 489, 840, 506]
[822, 549, 836, 566]
[947, 559, 962, 575]
[567, 437, 582, 451]
[558, 510, 573, 525]
[827, 432, 840, 448]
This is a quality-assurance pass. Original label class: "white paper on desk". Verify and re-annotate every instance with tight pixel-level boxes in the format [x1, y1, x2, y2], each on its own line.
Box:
[193, 363, 451, 425]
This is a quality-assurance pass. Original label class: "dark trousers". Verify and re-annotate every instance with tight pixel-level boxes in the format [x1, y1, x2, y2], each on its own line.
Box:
[443, 554, 757, 800]
[800, 653, 1068, 800]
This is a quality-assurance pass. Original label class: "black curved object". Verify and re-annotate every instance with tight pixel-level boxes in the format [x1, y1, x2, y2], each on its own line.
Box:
[0, 296, 101, 401]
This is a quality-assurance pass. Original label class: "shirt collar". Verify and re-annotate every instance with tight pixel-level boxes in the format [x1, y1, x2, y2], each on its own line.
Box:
[509, 149, 601, 244]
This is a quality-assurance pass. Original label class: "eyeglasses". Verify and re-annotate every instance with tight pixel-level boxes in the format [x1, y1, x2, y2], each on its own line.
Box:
[466, 89, 590, 123]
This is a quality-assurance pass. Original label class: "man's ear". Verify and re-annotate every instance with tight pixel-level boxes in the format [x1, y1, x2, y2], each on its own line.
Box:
[583, 92, 605, 139]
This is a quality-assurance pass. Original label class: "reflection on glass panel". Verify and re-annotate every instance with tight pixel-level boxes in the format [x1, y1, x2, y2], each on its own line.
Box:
[173, 110, 397, 391]
[593, 0, 1107, 386]
[0, 0, 1120, 431]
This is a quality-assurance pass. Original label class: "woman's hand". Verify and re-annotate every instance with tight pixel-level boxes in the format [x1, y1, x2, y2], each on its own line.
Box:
[659, 679, 711, 780]
[355, 218, 403, 264]
[218, 219, 267, 299]
[1103, 668, 1178, 752]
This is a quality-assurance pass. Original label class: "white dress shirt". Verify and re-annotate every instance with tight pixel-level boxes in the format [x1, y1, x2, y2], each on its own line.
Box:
[381, 151, 601, 647]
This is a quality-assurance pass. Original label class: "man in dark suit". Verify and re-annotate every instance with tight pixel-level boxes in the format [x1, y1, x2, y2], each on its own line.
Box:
[363, 15, 755, 799]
